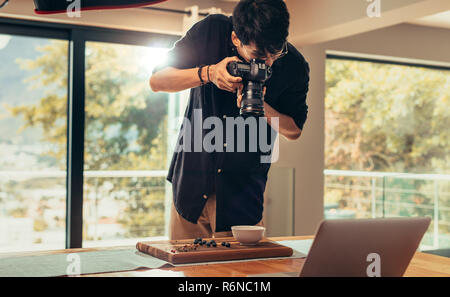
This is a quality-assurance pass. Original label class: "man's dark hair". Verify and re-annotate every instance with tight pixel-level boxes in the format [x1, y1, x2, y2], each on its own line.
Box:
[232, 0, 289, 55]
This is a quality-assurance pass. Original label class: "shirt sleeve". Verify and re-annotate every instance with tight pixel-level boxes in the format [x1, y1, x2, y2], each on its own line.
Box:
[273, 61, 310, 131]
[152, 20, 204, 74]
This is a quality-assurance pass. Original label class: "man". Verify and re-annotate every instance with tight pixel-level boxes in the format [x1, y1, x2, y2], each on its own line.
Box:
[150, 0, 310, 240]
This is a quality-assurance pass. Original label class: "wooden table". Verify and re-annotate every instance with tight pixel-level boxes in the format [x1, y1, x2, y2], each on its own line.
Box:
[1, 236, 449, 277]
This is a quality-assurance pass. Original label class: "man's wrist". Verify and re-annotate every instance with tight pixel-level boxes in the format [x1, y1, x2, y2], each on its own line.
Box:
[201, 65, 210, 83]
[207, 64, 216, 84]
[198, 65, 206, 85]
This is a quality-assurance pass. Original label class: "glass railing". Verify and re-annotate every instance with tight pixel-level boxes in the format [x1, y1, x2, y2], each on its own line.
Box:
[3, 169, 448, 252]
[82, 170, 170, 248]
[324, 169, 450, 251]
[0, 170, 67, 252]
[0, 170, 169, 252]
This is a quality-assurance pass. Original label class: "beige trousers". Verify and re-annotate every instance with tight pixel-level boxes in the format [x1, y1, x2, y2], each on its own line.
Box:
[169, 193, 264, 240]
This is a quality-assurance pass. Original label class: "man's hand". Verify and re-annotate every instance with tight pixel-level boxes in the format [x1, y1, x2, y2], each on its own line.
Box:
[209, 56, 243, 93]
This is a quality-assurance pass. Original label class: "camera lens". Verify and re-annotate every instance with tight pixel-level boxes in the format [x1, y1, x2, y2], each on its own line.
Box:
[226, 60, 272, 117]
[240, 81, 265, 117]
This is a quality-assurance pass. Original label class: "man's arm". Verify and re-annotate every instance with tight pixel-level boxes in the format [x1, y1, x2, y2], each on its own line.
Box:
[264, 102, 302, 141]
[150, 67, 204, 93]
[150, 57, 243, 93]
[236, 87, 303, 141]
[261, 61, 310, 141]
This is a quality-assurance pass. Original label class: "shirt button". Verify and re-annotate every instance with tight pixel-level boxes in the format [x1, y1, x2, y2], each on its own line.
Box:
[223, 115, 227, 118]
[203, 194, 208, 199]
[217, 169, 222, 173]
[223, 143, 227, 147]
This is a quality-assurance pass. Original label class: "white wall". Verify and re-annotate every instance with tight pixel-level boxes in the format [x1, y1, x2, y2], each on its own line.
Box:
[270, 44, 326, 236]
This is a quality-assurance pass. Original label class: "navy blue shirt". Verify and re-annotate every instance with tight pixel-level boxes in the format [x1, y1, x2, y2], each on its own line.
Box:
[153, 14, 310, 232]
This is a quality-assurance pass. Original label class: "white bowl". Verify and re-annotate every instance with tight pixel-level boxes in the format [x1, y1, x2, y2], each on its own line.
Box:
[231, 225, 266, 245]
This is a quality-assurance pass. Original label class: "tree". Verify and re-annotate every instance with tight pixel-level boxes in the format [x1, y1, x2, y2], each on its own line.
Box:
[9, 40, 170, 239]
[326, 59, 449, 173]
[325, 59, 450, 237]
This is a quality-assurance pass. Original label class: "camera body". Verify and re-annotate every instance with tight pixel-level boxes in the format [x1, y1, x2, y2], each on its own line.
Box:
[227, 59, 272, 116]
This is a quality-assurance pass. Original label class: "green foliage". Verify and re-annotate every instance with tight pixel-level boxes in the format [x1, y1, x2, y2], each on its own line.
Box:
[83, 42, 168, 171]
[325, 59, 450, 236]
[116, 177, 166, 238]
[7, 41, 68, 165]
[8, 40, 170, 240]
[325, 59, 450, 173]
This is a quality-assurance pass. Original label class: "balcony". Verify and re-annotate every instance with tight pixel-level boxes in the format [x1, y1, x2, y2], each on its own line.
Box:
[324, 169, 450, 251]
[2, 169, 449, 252]
[0, 170, 169, 252]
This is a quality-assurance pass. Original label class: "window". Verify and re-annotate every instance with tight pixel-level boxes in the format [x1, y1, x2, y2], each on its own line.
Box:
[324, 56, 450, 250]
[0, 18, 179, 251]
[82, 41, 171, 247]
[0, 33, 68, 252]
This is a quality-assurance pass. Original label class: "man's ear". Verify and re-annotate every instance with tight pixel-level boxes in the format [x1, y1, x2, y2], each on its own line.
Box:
[231, 31, 240, 47]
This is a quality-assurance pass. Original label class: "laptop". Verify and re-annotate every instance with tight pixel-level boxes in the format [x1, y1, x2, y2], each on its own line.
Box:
[252, 217, 431, 277]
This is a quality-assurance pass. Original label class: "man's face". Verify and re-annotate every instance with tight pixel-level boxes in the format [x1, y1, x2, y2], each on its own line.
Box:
[231, 31, 287, 67]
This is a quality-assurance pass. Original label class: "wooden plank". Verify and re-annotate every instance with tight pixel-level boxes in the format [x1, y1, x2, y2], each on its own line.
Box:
[136, 237, 294, 264]
[154, 258, 306, 277]
[404, 252, 450, 277]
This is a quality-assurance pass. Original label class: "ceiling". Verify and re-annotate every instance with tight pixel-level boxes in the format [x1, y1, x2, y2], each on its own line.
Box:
[408, 10, 450, 29]
[0, 0, 448, 43]
[217, 1, 450, 33]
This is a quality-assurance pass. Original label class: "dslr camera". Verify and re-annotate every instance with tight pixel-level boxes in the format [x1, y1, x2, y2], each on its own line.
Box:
[227, 59, 272, 116]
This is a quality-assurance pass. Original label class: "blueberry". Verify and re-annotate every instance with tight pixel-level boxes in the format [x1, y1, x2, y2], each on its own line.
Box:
[221, 242, 226, 246]
[206, 243, 211, 247]
[212, 242, 217, 247]
[225, 243, 231, 248]
[202, 240, 207, 245]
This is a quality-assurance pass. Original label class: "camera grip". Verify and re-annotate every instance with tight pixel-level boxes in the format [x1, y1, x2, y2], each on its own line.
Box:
[226, 61, 239, 77]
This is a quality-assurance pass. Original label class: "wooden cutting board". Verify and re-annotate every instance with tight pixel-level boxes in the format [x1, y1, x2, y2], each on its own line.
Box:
[136, 237, 293, 264]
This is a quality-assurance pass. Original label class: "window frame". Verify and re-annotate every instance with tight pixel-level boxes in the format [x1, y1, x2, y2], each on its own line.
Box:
[0, 16, 179, 249]
[324, 54, 450, 238]
[326, 53, 450, 72]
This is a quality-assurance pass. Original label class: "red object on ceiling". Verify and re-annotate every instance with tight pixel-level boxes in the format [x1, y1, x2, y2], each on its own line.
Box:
[34, 0, 168, 15]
